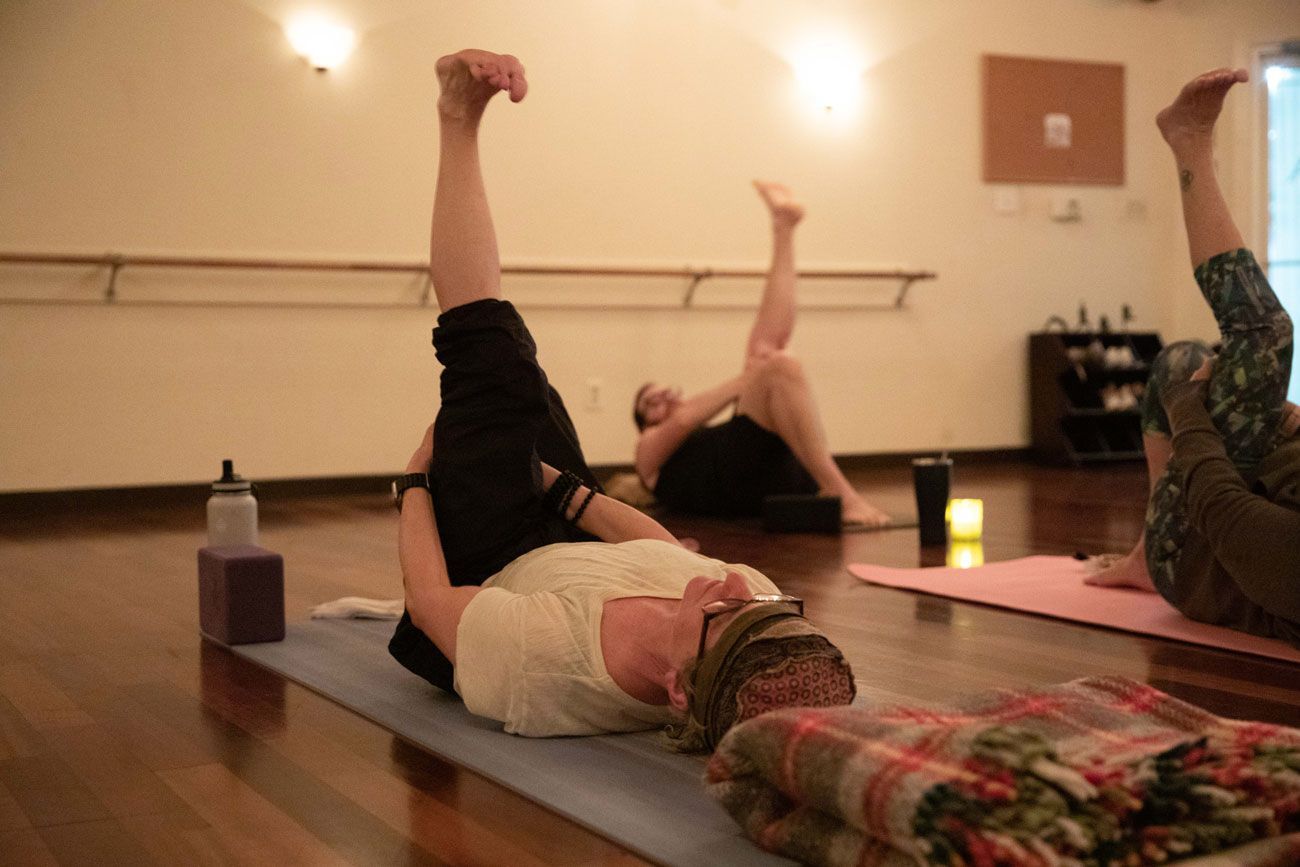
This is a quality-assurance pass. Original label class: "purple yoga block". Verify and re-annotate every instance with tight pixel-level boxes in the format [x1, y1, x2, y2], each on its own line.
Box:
[197, 545, 285, 645]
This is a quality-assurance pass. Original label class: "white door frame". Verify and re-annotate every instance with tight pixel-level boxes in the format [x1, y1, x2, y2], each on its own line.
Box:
[1252, 42, 1300, 273]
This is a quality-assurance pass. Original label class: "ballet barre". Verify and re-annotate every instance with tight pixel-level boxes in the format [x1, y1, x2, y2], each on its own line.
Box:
[0, 252, 936, 311]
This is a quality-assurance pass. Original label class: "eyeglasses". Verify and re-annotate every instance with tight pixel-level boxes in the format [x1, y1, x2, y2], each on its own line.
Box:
[696, 594, 804, 660]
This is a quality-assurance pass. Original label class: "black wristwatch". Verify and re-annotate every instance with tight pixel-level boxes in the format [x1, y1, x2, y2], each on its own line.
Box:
[392, 473, 430, 512]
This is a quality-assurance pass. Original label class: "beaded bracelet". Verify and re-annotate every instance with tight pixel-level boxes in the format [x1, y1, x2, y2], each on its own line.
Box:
[541, 471, 577, 515]
[558, 474, 583, 518]
[571, 487, 598, 524]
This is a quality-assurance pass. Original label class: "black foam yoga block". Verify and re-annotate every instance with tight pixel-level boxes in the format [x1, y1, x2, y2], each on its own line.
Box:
[762, 494, 842, 533]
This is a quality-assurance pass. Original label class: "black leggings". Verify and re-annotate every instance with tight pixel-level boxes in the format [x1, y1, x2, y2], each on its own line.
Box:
[388, 299, 600, 694]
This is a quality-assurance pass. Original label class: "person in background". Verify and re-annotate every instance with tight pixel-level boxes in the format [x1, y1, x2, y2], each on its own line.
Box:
[631, 182, 891, 528]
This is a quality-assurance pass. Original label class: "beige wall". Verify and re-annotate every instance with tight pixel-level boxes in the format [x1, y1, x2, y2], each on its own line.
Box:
[2, 0, 1296, 491]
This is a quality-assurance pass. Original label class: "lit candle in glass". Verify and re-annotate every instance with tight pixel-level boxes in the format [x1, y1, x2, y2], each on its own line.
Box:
[947, 541, 984, 569]
[948, 498, 983, 541]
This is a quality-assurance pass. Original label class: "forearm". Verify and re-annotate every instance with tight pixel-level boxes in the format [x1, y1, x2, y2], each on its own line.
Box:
[1178, 452, 1300, 619]
[675, 376, 744, 428]
[541, 464, 679, 545]
[398, 489, 450, 597]
[1166, 383, 1300, 616]
[397, 485, 480, 662]
[577, 490, 679, 544]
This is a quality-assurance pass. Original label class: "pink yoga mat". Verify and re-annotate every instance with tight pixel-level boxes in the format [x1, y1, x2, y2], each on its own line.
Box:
[848, 555, 1300, 664]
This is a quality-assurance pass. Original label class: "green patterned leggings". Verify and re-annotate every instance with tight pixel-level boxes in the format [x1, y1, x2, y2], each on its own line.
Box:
[1139, 249, 1293, 599]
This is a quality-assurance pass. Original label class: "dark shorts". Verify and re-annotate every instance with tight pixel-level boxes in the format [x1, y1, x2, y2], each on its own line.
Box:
[388, 299, 600, 694]
[652, 414, 817, 517]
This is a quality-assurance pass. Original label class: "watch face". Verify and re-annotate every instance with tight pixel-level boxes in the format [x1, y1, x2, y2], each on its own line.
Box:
[392, 474, 427, 510]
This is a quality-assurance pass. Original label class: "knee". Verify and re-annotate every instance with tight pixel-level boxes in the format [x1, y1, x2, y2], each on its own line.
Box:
[751, 350, 805, 385]
[1149, 340, 1214, 391]
[1268, 308, 1293, 351]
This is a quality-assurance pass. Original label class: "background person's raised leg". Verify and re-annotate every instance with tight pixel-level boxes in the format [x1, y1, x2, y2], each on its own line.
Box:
[738, 182, 890, 527]
[745, 181, 805, 359]
[429, 50, 527, 314]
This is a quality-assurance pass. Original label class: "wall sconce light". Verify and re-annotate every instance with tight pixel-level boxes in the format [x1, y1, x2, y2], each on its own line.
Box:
[285, 14, 356, 71]
[791, 42, 863, 113]
[948, 498, 984, 541]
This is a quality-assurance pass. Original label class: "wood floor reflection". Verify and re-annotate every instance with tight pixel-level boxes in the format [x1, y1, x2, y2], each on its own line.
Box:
[1, 458, 1295, 864]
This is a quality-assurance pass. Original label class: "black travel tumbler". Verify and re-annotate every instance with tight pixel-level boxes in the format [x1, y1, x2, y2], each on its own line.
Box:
[912, 457, 952, 547]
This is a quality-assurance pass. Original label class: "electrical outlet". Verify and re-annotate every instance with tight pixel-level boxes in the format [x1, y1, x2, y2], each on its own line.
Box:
[585, 378, 603, 411]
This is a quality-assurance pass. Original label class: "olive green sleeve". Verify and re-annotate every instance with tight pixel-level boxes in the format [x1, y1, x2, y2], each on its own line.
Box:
[1164, 380, 1300, 622]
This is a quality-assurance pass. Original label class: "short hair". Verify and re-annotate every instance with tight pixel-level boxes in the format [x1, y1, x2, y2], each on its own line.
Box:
[665, 605, 856, 753]
[632, 382, 653, 431]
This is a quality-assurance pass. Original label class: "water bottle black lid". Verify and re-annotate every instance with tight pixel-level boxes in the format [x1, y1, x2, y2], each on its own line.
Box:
[213, 458, 251, 491]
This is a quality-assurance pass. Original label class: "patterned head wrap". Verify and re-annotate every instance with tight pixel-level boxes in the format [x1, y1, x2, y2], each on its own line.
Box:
[666, 603, 855, 753]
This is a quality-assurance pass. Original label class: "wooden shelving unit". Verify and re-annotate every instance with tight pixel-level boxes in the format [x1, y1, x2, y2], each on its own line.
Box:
[1029, 331, 1163, 466]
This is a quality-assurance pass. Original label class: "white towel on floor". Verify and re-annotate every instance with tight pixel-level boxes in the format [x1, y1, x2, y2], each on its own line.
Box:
[311, 597, 403, 620]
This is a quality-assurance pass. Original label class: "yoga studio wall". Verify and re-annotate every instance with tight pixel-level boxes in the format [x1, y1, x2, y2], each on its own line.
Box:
[1, 1, 1295, 491]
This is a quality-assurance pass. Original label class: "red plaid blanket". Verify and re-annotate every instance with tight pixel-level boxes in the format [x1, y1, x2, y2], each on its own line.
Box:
[706, 676, 1300, 866]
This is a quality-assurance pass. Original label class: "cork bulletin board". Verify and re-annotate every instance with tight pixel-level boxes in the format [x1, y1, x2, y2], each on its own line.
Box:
[982, 54, 1125, 185]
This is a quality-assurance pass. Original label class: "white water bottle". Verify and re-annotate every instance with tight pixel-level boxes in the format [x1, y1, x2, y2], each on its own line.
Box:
[207, 459, 258, 546]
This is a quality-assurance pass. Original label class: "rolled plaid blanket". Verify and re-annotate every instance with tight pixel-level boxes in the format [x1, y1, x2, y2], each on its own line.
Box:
[706, 676, 1300, 866]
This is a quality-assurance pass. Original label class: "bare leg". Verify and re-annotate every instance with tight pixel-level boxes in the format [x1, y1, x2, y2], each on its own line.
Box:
[1155, 67, 1248, 268]
[738, 183, 889, 527]
[737, 354, 891, 527]
[745, 181, 806, 359]
[428, 50, 528, 314]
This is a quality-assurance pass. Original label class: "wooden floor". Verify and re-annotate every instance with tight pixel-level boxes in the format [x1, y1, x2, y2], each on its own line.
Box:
[2, 458, 1298, 866]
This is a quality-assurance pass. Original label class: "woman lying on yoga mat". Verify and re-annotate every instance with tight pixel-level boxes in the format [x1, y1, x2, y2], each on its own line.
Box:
[1085, 68, 1300, 648]
[630, 183, 891, 527]
[387, 49, 855, 750]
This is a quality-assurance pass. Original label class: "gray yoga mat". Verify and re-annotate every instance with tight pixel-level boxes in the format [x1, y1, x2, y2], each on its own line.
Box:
[232, 619, 796, 867]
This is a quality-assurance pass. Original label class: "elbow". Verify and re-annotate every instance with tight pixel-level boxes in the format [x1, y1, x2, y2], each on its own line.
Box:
[405, 594, 434, 636]
[401, 566, 441, 636]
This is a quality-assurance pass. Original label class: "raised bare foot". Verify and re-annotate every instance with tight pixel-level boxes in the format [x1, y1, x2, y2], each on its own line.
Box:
[753, 180, 805, 228]
[1082, 549, 1156, 592]
[436, 49, 527, 121]
[840, 491, 891, 529]
[1156, 67, 1247, 152]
